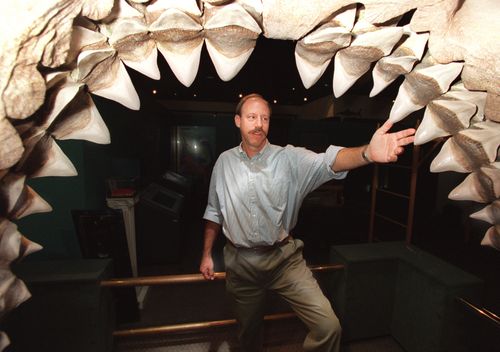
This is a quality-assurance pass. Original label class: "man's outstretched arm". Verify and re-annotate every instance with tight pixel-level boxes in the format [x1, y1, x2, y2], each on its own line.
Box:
[332, 120, 415, 172]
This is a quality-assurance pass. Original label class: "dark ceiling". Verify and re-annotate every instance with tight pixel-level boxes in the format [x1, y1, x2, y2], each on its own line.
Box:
[130, 36, 380, 106]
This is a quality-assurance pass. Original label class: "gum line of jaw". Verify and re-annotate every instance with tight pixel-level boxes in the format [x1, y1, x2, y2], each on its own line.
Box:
[0, 0, 498, 349]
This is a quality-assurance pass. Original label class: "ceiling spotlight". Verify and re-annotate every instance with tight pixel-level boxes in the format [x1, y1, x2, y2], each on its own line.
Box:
[303, 97, 308, 102]
[273, 99, 277, 104]
[193, 93, 197, 98]
[292, 87, 296, 91]
[238, 93, 243, 98]
[152, 89, 157, 95]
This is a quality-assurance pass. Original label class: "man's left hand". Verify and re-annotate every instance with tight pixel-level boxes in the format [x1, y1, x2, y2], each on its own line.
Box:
[366, 120, 416, 163]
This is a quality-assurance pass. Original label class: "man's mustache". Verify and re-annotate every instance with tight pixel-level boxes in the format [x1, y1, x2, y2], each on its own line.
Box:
[250, 128, 266, 136]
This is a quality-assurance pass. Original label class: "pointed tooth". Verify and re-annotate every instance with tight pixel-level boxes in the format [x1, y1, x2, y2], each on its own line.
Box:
[332, 4, 357, 31]
[389, 58, 464, 122]
[204, 2, 261, 81]
[18, 135, 78, 178]
[460, 121, 500, 164]
[295, 22, 351, 89]
[333, 26, 404, 97]
[44, 81, 83, 128]
[449, 168, 500, 202]
[431, 121, 500, 173]
[52, 94, 111, 144]
[20, 235, 44, 258]
[13, 186, 53, 219]
[430, 138, 469, 173]
[91, 59, 140, 110]
[481, 226, 500, 250]
[371, 56, 418, 97]
[0, 221, 21, 263]
[444, 82, 487, 122]
[470, 200, 500, 224]
[150, 8, 203, 87]
[414, 99, 476, 145]
[0, 173, 25, 216]
[0, 331, 10, 351]
[295, 51, 332, 89]
[370, 29, 429, 97]
[121, 46, 161, 80]
[205, 42, 255, 82]
[0, 269, 31, 311]
[389, 82, 424, 122]
[106, 16, 160, 80]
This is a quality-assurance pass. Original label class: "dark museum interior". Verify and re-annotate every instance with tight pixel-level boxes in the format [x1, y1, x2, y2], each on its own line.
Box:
[2, 37, 499, 352]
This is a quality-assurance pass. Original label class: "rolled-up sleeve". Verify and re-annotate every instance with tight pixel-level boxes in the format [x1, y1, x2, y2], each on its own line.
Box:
[325, 145, 348, 179]
[203, 163, 223, 225]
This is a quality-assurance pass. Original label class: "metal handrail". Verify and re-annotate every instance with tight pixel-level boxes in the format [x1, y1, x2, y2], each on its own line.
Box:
[457, 297, 500, 327]
[114, 312, 297, 337]
[101, 263, 344, 287]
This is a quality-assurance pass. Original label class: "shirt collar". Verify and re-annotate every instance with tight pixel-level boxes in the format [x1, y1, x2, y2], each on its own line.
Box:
[238, 141, 269, 160]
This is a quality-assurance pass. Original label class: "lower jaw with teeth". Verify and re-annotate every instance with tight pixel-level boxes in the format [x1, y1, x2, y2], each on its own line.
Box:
[0, 0, 499, 349]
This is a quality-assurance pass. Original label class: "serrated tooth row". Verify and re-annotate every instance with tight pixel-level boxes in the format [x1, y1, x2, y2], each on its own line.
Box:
[0, 173, 52, 220]
[389, 54, 464, 122]
[333, 23, 404, 98]
[448, 167, 500, 203]
[480, 226, 500, 250]
[203, 2, 261, 81]
[295, 5, 355, 89]
[370, 26, 428, 97]
[430, 120, 500, 173]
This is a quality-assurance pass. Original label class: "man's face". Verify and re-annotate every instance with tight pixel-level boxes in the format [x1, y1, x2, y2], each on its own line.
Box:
[235, 97, 270, 154]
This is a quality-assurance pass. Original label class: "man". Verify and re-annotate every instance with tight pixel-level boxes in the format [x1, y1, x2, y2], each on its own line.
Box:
[200, 93, 415, 351]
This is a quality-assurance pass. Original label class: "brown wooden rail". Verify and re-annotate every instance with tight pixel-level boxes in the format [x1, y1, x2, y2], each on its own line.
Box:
[113, 312, 297, 337]
[101, 263, 344, 288]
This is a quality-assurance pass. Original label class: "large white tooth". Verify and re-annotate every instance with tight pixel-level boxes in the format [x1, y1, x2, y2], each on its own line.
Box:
[295, 21, 351, 89]
[449, 167, 500, 202]
[430, 138, 469, 173]
[370, 28, 429, 97]
[470, 200, 500, 224]
[90, 57, 140, 110]
[44, 81, 83, 128]
[204, 2, 261, 81]
[150, 8, 203, 87]
[106, 15, 160, 80]
[0, 269, 31, 311]
[389, 58, 464, 122]
[446, 82, 487, 122]
[19, 235, 43, 258]
[415, 99, 477, 145]
[13, 187, 53, 219]
[333, 26, 404, 97]
[0, 173, 25, 215]
[52, 94, 111, 144]
[29, 137, 78, 178]
[481, 226, 500, 250]
[73, 49, 140, 110]
[0, 221, 21, 263]
[121, 46, 161, 80]
[431, 121, 500, 173]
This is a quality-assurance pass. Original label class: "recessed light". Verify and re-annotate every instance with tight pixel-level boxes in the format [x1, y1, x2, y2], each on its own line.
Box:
[152, 89, 157, 95]
[303, 97, 308, 102]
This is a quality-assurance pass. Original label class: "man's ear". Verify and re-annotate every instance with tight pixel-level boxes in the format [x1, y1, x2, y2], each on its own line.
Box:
[234, 114, 241, 128]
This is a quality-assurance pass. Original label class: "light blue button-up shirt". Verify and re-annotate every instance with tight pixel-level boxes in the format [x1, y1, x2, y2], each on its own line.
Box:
[203, 142, 347, 247]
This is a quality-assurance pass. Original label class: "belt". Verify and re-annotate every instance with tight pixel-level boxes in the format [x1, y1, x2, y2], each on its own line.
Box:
[228, 236, 293, 252]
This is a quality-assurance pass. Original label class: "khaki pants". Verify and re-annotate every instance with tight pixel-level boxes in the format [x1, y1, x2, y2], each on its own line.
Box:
[224, 239, 341, 352]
